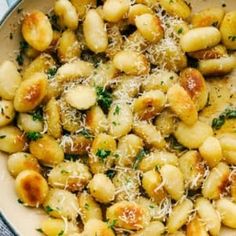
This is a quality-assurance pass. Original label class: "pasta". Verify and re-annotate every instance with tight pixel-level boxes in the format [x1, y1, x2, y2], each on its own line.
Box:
[1, 1, 236, 235]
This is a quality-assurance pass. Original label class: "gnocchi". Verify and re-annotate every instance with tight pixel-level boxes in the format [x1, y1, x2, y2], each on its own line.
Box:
[2, 1, 236, 235]
[22, 10, 53, 51]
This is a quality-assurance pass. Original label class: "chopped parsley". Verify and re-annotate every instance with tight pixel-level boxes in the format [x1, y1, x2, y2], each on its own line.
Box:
[133, 149, 148, 169]
[96, 149, 111, 161]
[17, 199, 24, 204]
[212, 107, 236, 130]
[16, 41, 28, 66]
[113, 105, 120, 115]
[0, 135, 6, 139]
[26, 131, 42, 141]
[84, 203, 90, 210]
[177, 28, 183, 34]
[58, 230, 64, 236]
[107, 219, 117, 229]
[96, 87, 113, 112]
[166, 135, 186, 151]
[106, 169, 116, 179]
[228, 35, 236, 42]
[47, 67, 58, 79]
[61, 169, 69, 174]
[44, 205, 54, 214]
[16, 54, 24, 66]
[36, 228, 44, 234]
[31, 108, 43, 121]
[79, 128, 94, 139]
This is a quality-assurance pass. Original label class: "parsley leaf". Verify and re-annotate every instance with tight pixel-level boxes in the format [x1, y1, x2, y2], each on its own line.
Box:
[17, 199, 24, 204]
[44, 205, 53, 214]
[84, 203, 90, 210]
[113, 105, 120, 115]
[228, 35, 236, 41]
[177, 28, 183, 34]
[96, 87, 112, 111]
[212, 107, 236, 130]
[107, 219, 117, 229]
[106, 169, 116, 179]
[16, 41, 28, 66]
[36, 228, 44, 234]
[133, 149, 148, 169]
[58, 230, 64, 236]
[47, 67, 58, 79]
[166, 135, 186, 151]
[26, 131, 42, 141]
[0, 135, 6, 139]
[96, 149, 111, 161]
[79, 128, 94, 139]
[31, 108, 43, 121]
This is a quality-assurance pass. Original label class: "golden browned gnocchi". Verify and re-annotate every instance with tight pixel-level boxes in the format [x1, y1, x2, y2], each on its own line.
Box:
[15, 170, 48, 207]
[14, 73, 48, 112]
[29, 134, 64, 166]
[0, 100, 15, 127]
[78, 191, 102, 223]
[48, 161, 92, 192]
[2, 1, 236, 235]
[83, 9, 108, 53]
[22, 10, 53, 51]
[0, 60, 22, 100]
[7, 152, 40, 177]
[106, 201, 151, 230]
[88, 173, 115, 203]
[43, 188, 80, 220]
[54, 0, 78, 30]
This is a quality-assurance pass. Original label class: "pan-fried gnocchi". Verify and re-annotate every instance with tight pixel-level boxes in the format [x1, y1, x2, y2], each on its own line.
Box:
[2, 1, 236, 235]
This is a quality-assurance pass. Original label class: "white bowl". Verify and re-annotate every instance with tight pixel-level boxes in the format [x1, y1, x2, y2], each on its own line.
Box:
[0, 0, 235, 235]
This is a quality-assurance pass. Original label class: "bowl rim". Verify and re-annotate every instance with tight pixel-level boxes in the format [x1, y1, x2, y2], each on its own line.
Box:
[0, 0, 21, 26]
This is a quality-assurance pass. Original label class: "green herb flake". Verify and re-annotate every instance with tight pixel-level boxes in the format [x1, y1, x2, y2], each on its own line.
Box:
[113, 105, 120, 115]
[16, 54, 24, 66]
[31, 108, 43, 121]
[166, 135, 186, 151]
[106, 169, 116, 179]
[96, 149, 111, 161]
[84, 203, 90, 210]
[17, 199, 24, 204]
[61, 169, 69, 174]
[58, 230, 64, 236]
[149, 205, 155, 209]
[45, 205, 53, 214]
[26, 131, 42, 141]
[107, 219, 117, 229]
[177, 28, 183, 34]
[36, 228, 44, 234]
[47, 67, 58, 79]
[212, 107, 236, 130]
[16, 41, 28, 66]
[228, 36, 236, 41]
[133, 149, 148, 169]
[79, 128, 94, 139]
[96, 87, 113, 111]
[169, 76, 174, 80]
[0, 135, 6, 139]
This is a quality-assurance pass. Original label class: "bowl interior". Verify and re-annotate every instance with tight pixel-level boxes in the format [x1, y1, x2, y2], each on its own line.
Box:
[0, 0, 236, 235]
